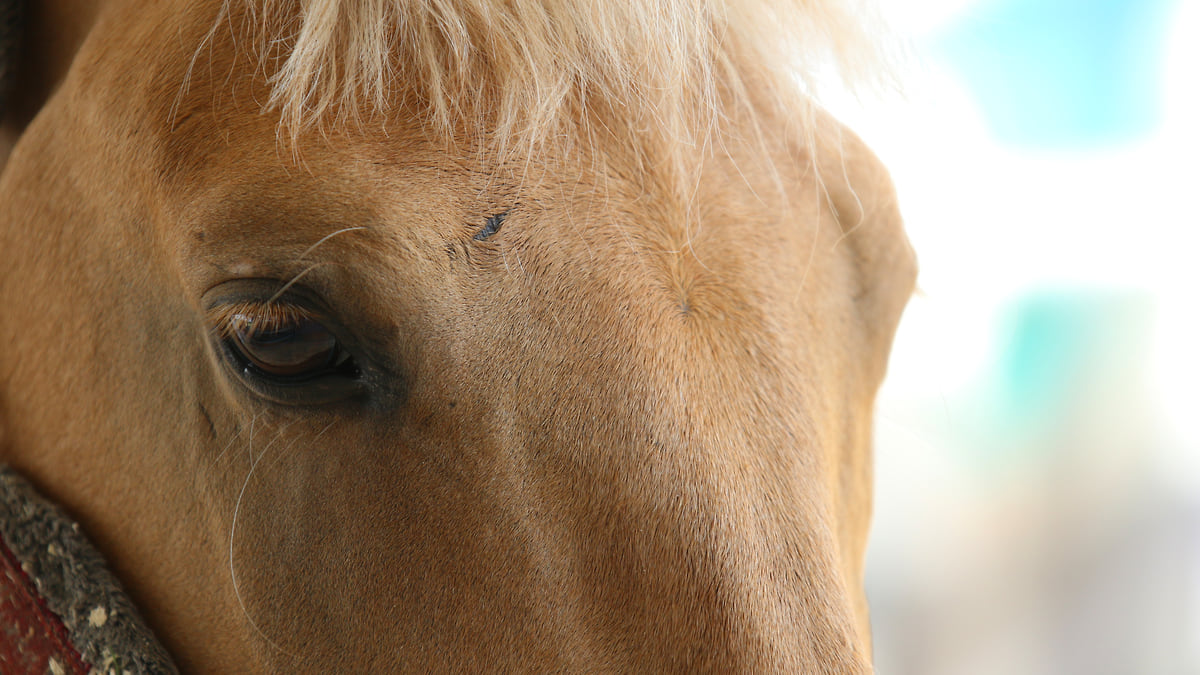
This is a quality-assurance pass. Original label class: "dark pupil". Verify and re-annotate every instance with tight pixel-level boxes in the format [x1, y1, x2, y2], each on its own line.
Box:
[232, 314, 339, 377]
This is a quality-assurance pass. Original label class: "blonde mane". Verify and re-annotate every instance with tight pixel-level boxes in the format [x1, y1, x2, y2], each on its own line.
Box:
[226, 0, 883, 167]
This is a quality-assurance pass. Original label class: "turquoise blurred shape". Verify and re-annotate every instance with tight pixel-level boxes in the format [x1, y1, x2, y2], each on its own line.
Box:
[962, 292, 1153, 474]
[999, 294, 1100, 423]
[937, 0, 1175, 148]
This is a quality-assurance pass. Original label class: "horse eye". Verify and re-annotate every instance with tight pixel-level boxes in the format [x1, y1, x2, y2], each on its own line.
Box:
[228, 311, 349, 379]
[213, 302, 359, 388]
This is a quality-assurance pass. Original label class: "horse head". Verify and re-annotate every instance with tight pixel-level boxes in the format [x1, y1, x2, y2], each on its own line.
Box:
[0, 1, 915, 671]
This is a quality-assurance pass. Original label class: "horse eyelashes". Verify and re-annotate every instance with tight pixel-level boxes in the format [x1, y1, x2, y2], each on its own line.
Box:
[209, 302, 314, 339]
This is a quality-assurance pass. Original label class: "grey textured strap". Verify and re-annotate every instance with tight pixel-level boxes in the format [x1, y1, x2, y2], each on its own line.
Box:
[0, 466, 179, 674]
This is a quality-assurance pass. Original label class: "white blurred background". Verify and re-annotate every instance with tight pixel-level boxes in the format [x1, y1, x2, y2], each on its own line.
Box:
[826, 0, 1200, 672]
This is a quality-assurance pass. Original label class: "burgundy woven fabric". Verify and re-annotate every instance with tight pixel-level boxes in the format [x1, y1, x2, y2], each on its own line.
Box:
[0, 467, 178, 674]
[0, 534, 90, 674]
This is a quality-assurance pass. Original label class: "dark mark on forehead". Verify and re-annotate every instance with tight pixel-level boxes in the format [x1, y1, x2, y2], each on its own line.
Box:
[473, 212, 507, 241]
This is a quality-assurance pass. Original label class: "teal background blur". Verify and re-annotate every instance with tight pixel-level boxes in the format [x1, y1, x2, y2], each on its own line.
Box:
[828, 0, 1200, 672]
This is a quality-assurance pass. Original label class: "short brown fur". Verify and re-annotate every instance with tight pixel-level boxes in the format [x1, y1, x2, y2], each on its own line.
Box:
[0, 0, 914, 671]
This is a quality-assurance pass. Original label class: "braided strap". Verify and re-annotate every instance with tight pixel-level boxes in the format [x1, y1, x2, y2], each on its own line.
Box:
[0, 466, 178, 675]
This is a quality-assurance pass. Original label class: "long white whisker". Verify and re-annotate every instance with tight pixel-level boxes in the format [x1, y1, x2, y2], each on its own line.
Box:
[298, 226, 367, 260]
[267, 261, 333, 304]
[261, 418, 339, 477]
[210, 411, 259, 473]
[248, 413, 258, 464]
[229, 423, 300, 659]
[793, 156, 825, 306]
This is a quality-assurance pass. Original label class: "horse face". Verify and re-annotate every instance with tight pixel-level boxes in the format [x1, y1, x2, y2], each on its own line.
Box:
[0, 1, 915, 671]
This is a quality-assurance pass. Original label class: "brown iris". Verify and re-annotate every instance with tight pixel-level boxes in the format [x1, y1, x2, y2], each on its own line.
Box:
[214, 302, 348, 380]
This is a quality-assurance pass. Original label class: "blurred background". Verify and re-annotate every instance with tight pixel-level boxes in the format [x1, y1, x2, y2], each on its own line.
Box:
[824, 0, 1200, 672]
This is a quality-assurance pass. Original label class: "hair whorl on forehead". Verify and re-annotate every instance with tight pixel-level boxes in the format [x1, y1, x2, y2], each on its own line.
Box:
[241, 0, 882, 163]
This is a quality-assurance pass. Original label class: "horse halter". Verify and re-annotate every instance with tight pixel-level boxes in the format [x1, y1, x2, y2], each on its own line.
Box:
[0, 467, 178, 673]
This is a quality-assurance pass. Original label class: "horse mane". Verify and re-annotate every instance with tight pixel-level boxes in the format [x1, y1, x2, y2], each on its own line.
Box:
[229, 0, 883, 168]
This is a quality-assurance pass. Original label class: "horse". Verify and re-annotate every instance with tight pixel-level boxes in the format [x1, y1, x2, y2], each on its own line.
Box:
[0, 0, 916, 671]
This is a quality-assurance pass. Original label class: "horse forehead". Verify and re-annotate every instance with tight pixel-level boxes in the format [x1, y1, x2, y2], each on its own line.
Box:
[63, 3, 737, 263]
[64, 0, 842, 389]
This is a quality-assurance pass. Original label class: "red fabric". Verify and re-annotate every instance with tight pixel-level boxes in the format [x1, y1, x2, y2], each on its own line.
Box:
[0, 536, 90, 674]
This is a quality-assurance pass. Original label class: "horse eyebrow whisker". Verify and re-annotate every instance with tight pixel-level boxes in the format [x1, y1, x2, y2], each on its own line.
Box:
[298, 225, 367, 260]
[262, 227, 363, 303]
[268, 261, 336, 304]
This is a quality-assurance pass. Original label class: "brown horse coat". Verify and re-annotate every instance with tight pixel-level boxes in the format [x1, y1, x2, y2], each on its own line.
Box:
[0, 0, 915, 671]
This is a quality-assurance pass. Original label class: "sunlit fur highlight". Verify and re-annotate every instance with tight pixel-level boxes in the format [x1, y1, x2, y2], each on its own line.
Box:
[222, 0, 884, 167]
